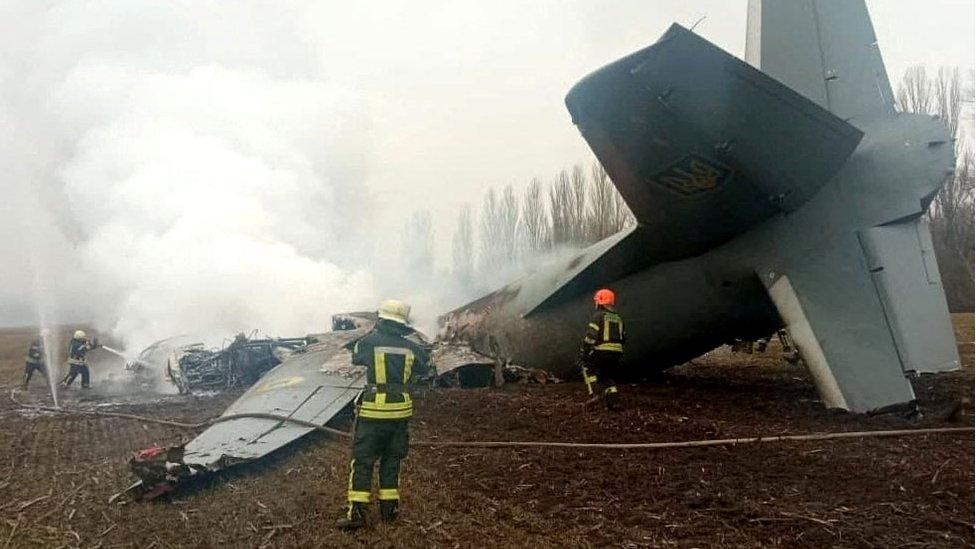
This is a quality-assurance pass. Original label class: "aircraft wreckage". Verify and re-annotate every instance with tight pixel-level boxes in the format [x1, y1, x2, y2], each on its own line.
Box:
[442, 0, 960, 414]
[123, 314, 542, 499]
[124, 0, 961, 498]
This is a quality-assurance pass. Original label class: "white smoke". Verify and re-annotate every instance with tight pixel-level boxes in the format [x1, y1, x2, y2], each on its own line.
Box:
[0, 2, 379, 352]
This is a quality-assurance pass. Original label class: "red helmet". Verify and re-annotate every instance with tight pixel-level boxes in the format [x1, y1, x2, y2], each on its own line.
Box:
[593, 288, 615, 306]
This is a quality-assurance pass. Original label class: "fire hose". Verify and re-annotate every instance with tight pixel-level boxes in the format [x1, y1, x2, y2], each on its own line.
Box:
[9, 390, 973, 450]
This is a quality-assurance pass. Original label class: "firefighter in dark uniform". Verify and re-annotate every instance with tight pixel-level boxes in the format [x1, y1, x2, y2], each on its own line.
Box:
[23, 330, 49, 389]
[336, 300, 432, 530]
[580, 288, 625, 410]
[62, 330, 97, 388]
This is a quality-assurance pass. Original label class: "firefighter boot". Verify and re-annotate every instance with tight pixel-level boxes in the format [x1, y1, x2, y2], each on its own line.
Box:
[335, 503, 367, 530]
[603, 387, 621, 411]
[379, 500, 399, 523]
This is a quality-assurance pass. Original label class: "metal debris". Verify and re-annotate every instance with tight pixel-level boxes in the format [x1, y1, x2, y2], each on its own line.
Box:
[166, 333, 308, 394]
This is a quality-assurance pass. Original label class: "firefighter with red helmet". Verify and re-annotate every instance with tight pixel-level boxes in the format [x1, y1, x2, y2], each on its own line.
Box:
[580, 288, 626, 410]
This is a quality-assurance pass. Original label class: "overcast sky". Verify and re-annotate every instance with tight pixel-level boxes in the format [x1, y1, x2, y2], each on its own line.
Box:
[0, 0, 973, 339]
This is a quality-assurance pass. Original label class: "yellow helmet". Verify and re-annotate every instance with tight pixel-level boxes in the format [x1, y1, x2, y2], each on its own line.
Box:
[73, 330, 86, 340]
[377, 299, 411, 325]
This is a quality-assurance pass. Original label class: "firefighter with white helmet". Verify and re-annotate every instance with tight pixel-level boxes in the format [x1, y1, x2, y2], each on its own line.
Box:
[336, 299, 432, 530]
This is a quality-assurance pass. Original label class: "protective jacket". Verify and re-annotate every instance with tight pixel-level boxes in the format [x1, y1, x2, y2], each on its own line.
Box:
[582, 306, 626, 355]
[351, 319, 432, 420]
[26, 339, 44, 365]
[68, 338, 93, 366]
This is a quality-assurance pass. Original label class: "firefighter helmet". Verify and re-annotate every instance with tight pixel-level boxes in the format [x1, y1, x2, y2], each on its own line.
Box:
[593, 288, 615, 307]
[73, 330, 86, 340]
[377, 300, 411, 325]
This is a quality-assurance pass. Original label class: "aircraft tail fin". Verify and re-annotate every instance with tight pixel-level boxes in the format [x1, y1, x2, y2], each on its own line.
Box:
[746, 0, 895, 125]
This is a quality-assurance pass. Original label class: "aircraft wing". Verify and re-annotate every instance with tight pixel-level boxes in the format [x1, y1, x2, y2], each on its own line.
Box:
[565, 24, 863, 263]
[183, 329, 367, 467]
[746, 0, 895, 126]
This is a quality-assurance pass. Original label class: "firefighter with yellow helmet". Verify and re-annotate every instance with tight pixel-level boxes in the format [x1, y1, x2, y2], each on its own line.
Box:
[580, 288, 626, 410]
[336, 299, 432, 530]
[61, 330, 98, 389]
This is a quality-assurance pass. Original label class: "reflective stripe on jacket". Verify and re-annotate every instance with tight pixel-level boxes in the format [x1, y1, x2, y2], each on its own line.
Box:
[582, 307, 625, 354]
[352, 320, 431, 420]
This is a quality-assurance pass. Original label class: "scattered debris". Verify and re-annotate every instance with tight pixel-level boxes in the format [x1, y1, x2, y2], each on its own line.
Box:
[165, 333, 307, 394]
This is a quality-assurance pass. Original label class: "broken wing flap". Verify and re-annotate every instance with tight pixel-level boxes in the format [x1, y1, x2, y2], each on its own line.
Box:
[565, 23, 862, 259]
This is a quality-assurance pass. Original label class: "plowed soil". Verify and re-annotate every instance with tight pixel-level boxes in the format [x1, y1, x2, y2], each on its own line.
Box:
[0, 318, 972, 548]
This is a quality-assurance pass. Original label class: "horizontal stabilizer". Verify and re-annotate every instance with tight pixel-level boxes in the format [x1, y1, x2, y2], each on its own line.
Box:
[758, 234, 915, 413]
[566, 24, 863, 261]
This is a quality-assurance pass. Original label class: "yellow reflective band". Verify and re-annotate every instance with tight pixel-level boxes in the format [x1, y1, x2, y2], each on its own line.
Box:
[378, 488, 400, 501]
[588, 323, 600, 330]
[595, 342, 623, 352]
[360, 394, 412, 411]
[404, 352, 413, 383]
[374, 349, 387, 384]
[581, 366, 595, 395]
[358, 408, 413, 420]
[348, 490, 371, 503]
[604, 386, 619, 394]
[583, 336, 596, 344]
[347, 459, 355, 493]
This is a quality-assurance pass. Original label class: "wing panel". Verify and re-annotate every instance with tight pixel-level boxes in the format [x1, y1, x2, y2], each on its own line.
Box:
[184, 331, 366, 467]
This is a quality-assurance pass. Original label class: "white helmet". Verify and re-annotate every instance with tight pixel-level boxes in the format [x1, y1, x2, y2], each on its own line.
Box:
[377, 300, 411, 325]
[73, 330, 86, 340]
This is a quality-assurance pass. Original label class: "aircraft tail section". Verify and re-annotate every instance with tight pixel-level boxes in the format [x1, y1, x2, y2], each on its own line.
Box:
[566, 24, 862, 263]
[758, 233, 916, 413]
[746, 0, 895, 125]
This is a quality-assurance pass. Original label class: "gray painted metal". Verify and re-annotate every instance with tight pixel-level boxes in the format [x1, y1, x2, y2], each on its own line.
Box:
[440, 1, 958, 413]
[183, 329, 366, 468]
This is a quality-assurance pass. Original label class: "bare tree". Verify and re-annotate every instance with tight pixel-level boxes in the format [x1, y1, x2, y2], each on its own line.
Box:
[896, 65, 934, 114]
[479, 188, 504, 271]
[451, 204, 474, 288]
[586, 162, 633, 242]
[402, 210, 434, 282]
[519, 177, 549, 256]
[500, 185, 520, 264]
[549, 170, 572, 248]
[569, 164, 587, 245]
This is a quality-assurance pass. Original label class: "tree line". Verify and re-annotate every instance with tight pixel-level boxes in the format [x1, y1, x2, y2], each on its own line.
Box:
[451, 162, 635, 291]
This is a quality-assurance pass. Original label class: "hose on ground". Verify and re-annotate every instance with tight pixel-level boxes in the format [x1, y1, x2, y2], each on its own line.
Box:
[9, 390, 973, 450]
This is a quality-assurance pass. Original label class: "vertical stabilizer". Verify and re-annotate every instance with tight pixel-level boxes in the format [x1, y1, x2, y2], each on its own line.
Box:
[746, 0, 895, 125]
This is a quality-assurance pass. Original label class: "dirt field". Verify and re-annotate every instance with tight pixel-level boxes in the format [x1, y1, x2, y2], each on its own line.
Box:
[0, 317, 973, 548]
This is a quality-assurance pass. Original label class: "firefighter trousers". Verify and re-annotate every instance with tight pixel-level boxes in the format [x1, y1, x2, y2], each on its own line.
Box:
[62, 363, 90, 388]
[582, 351, 620, 399]
[347, 418, 409, 506]
[24, 362, 47, 386]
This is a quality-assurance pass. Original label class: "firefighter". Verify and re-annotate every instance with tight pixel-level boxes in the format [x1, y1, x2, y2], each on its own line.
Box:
[62, 330, 98, 389]
[336, 300, 432, 530]
[23, 330, 49, 389]
[579, 288, 625, 410]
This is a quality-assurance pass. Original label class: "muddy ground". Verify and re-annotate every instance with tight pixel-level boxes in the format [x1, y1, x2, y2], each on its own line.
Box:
[0, 318, 973, 548]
